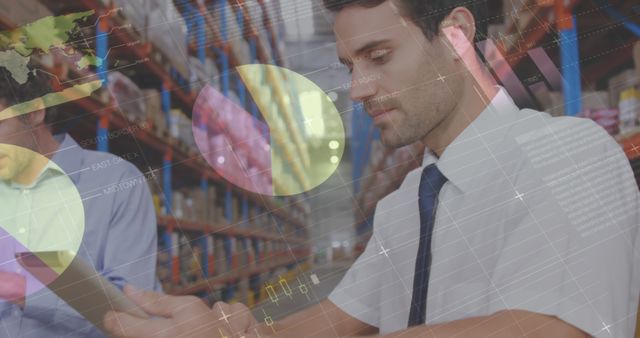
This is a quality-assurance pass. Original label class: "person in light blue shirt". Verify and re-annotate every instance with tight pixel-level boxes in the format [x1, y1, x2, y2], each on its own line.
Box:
[0, 68, 158, 337]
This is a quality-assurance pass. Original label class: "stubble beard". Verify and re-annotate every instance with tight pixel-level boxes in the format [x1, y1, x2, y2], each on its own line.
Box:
[0, 150, 33, 183]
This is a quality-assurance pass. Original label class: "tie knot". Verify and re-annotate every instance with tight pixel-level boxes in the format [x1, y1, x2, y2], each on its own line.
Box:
[420, 164, 448, 196]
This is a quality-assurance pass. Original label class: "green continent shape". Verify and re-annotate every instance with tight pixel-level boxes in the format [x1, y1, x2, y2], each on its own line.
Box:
[0, 10, 94, 57]
[0, 49, 31, 84]
[76, 55, 103, 70]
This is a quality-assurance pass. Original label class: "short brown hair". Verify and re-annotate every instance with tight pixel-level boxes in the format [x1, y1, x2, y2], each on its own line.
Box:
[0, 64, 60, 127]
[322, 0, 489, 42]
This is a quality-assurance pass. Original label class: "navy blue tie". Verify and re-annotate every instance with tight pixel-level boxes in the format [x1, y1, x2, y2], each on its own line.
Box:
[408, 163, 448, 326]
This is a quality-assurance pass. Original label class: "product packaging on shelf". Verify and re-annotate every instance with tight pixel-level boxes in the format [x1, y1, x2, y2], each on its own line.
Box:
[539, 91, 610, 118]
[190, 188, 207, 222]
[179, 234, 204, 285]
[108, 72, 146, 121]
[214, 237, 228, 275]
[189, 56, 208, 87]
[142, 89, 165, 133]
[206, 186, 218, 224]
[205, 58, 221, 89]
[580, 108, 620, 136]
[634, 41, 640, 80]
[146, 2, 189, 79]
[609, 69, 638, 108]
[619, 88, 640, 134]
[0, 0, 52, 27]
[211, 1, 242, 43]
[172, 191, 185, 219]
[112, 0, 149, 38]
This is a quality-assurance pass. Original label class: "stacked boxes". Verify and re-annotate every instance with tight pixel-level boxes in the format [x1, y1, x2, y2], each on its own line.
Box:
[634, 41, 640, 80]
[619, 88, 640, 134]
[207, 186, 219, 224]
[111, 0, 188, 78]
[142, 89, 165, 134]
[0, 0, 52, 26]
[156, 249, 171, 291]
[214, 236, 228, 275]
[179, 234, 205, 285]
[609, 69, 638, 109]
[210, 0, 250, 63]
[108, 72, 146, 121]
[169, 109, 197, 151]
[147, 1, 189, 78]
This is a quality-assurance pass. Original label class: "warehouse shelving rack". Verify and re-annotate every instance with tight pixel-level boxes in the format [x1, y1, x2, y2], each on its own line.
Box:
[0, 0, 314, 304]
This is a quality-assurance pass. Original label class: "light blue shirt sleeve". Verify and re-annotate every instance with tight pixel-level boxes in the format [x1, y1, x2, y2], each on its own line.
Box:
[101, 161, 158, 292]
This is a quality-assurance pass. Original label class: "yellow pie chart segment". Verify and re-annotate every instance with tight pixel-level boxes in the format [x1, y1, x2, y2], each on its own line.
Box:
[237, 64, 346, 196]
[0, 144, 84, 295]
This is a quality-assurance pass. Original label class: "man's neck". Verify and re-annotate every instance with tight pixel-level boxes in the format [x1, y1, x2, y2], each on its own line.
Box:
[13, 155, 49, 186]
[38, 127, 61, 160]
[13, 127, 61, 186]
[423, 65, 498, 157]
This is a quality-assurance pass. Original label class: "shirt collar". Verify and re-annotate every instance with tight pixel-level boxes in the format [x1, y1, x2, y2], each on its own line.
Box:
[50, 133, 84, 185]
[423, 87, 520, 193]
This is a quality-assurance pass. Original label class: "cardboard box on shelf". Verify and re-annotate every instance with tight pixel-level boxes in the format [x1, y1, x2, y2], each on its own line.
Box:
[245, 0, 263, 22]
[206, 235, 215, 277]
[0, 0, 52, 26]
[580, 108, 619, 136]
[215, 237, 229, 274]
[147, 3, 189, 79]
[206, 186, 218, 224]
[173, 191, 185, 219]
[247, 241, 256, 268]
[231, 197, 240, 224]
[237, 277, 250, 305]
[108, 72, 146, 121]
[205, 58, 221, 89]
[217, 206, 225, 224]
[142, 89, 165, 133]
[609, 69, 638, 108]
[177, 114, 196, 151]
[212, 1, 242, 43]
[537, 91, 610, 117]
[582, 91, 610, 110]
[190, 189, 207, 222]
[619, 88, 640, 134]
[184, 195, 196, 221]
[189, 57, 208, 86]
[262, 0, 281, 28]
[169, 109, 183, 139]
[179, 234, 205, 285]
[238, 239, 249, 267]
[113, 0, 150, 38]
[502, 0, 535, 31]
[634, 41, 640, 80]
[231, 39, 251, 64]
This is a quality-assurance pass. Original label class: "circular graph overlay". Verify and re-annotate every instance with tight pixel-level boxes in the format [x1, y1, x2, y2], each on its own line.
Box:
[193, 64, 345, 196]
[0, 144, 84, 298]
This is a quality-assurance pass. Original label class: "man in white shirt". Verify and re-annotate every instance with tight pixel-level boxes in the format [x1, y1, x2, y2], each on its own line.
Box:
[104, 1, 640, 337]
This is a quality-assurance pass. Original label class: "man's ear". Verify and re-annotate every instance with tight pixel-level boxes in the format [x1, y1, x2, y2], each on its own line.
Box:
[21, 109, 46, 127]
[440, 7, 477, 59]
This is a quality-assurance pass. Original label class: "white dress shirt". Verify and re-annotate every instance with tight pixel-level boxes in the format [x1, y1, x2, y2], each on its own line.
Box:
[329, 88, 640, 337]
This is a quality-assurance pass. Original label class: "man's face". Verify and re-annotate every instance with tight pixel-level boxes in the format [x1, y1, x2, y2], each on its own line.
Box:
[0, 108, 38, 182]
[335, 0, 462, 148]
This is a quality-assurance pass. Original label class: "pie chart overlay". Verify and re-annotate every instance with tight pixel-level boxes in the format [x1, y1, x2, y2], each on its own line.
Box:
[193, 64, 345, 196]
[0, 144, 84, 298]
